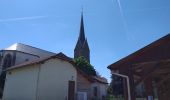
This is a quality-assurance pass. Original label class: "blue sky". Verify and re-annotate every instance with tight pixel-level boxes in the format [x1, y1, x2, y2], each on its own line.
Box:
[0, 0, 170, 82]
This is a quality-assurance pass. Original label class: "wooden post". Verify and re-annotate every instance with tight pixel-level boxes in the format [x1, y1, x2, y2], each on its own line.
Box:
[144, 77, 154, 100]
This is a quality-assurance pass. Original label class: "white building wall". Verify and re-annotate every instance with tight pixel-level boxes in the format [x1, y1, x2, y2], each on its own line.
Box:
[37, 59, 77, 100]
[91, 83, 100, 99]
[77, 72, 91, 100]
[3, 58, 77, 100]
[3, 65, 39, 100]
[91, 82, 108, 100]
[99, 83, 108, 99]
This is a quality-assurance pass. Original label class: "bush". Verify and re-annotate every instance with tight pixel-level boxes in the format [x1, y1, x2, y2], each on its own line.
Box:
[106, 95, 115, 100]
[74, 56, 96, 76]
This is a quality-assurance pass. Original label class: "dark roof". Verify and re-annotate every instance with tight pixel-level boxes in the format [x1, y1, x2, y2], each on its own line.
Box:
[83, 39, 90, 51]
[108, 33, 170, 70]
[79, 13, 86, 43]
[93, 76, 108, 84]
[74, 14, 88, 51]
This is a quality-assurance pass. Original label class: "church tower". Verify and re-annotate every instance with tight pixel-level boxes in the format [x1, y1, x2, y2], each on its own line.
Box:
[74, 14, 90, 62]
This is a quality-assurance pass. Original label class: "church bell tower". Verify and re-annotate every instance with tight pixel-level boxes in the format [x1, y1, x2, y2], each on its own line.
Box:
[74, 14, 90, 63]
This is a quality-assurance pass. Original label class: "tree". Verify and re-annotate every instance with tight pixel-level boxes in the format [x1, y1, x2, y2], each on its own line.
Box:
[74, 56, 96, 76]
[111, 74, 124, 97]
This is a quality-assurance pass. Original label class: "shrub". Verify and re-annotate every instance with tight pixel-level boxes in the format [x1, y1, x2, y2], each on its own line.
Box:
[74, 56, 96, 76]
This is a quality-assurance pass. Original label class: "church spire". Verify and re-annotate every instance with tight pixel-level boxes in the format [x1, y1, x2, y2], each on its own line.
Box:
[74, 13, 90, 63]
[79, 13, 85, 42]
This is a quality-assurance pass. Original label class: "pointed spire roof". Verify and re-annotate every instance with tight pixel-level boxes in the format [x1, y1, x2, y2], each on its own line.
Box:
[79, 13, 85, 43]
[83, 38, 90, 51]
[74, 13, 90, 62]
[75, 38, 82, 51]
[75, 13, 86, 51]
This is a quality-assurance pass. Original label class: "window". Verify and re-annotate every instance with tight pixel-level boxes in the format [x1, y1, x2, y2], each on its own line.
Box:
[93, 86, 97, 97]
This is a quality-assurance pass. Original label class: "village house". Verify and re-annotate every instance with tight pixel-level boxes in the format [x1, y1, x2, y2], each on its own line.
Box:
[0, 43, 55, 97]
[3, 53, 107, 100]
[1, 14, 108, 100]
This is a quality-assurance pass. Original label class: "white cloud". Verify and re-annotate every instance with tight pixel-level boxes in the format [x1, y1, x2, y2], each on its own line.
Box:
[0, 16, 47, 22]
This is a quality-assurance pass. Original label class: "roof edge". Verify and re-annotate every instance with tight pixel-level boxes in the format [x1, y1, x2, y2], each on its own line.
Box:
[108, 33, 170, 70]
[6, 52, 98, 83]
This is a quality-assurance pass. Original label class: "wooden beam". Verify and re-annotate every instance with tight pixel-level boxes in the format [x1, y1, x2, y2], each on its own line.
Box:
[134, 62, 162, 86]
[133, 72, 143, 77]
[153, 69, 170, 75]
[132, 59, 170, 71]
[133, 75, 141, 80]
[156, 74, 170, 87]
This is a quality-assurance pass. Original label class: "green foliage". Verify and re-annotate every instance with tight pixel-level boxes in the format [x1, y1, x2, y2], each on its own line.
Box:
[106, 95, 115, 100]
[107, 84, 113, 94]
[74, 56, 96, 76]
[106, 95, 124, 100]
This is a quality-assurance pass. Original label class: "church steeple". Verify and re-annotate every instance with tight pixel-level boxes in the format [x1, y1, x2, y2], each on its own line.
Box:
[79, 14, 85, 42]
[74, 13, 90, 62]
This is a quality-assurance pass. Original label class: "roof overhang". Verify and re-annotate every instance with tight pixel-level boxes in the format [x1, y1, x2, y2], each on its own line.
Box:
[131, 59, 170, 87]
[108, 34, 170, 70]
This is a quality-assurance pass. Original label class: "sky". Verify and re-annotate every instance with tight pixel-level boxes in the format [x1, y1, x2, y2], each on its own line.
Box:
[0, 0, 170, 82]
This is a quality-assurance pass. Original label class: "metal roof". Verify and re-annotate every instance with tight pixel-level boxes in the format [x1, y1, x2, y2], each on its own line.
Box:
[5, 43, 56, 58]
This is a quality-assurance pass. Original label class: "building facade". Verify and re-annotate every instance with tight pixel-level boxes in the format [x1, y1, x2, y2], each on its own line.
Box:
[0, 43, 55, 97]
[3, 54, 77, 100]
[3, 52, 108, 100]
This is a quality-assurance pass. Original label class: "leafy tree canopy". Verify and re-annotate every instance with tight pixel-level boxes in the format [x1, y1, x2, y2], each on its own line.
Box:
[74, 56, 96, 76]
